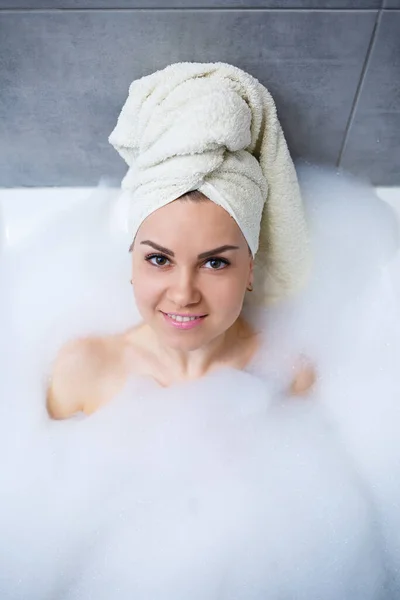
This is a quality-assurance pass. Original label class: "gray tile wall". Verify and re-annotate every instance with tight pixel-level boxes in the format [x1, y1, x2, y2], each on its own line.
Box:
[0, 1, 383, 8]
[341, 10, 400, 185]
[384, 0, 400, 8]
[0, 1, 398, 187]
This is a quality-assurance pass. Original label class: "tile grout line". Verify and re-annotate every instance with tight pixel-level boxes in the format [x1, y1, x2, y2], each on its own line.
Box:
[337, 7, 383, 167]
[0, 6, 387, 11]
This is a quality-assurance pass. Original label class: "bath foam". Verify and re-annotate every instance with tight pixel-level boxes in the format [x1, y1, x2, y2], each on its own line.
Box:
[0, 166, 399, 599]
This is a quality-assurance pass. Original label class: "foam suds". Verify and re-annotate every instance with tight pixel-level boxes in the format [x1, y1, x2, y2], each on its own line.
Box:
[0, 166, 400, 599]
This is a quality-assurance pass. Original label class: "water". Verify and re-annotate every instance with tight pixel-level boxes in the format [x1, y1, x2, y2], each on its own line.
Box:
[0, 166, 399, 599]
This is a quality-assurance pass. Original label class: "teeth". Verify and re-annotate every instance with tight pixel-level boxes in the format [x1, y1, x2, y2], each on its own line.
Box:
[167, 314, 199, 322]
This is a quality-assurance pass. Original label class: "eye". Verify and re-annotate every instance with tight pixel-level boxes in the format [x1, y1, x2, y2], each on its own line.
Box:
[204, 258, 230, 270]
[145, 254, 170, 267]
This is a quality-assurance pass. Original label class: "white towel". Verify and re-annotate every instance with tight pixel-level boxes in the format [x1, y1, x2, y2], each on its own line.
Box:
[109, 61, 312, 303]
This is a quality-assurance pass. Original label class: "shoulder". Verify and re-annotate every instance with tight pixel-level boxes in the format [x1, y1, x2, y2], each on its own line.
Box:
[289, 358, 317, 396]
[46, 333, 129, 419]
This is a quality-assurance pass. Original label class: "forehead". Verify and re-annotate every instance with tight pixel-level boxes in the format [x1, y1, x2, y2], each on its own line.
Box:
[135, 199, 246, 246]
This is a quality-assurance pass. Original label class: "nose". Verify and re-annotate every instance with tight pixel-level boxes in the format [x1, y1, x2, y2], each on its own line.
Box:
[166, 268, 201, 308]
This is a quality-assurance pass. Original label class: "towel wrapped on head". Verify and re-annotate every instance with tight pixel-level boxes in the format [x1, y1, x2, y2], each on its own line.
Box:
[109, 61, 311, 304]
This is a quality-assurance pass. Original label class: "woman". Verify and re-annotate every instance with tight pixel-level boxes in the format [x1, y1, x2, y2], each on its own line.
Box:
[46, 61, 316, 419]
[47, 191, 315, 419]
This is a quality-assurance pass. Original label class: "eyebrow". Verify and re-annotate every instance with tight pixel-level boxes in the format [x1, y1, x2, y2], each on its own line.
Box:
[198, 245, 240, 259]
[139, 240, 240, 259]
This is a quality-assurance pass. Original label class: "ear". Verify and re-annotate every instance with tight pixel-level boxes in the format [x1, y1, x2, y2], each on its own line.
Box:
[249, 256, 255, 284]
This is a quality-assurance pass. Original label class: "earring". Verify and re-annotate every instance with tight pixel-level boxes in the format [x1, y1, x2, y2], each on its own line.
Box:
[247, 282, 253, 292]
[130, 279, 133, 285]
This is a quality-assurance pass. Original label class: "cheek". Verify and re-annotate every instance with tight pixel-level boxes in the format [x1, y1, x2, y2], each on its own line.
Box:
[131, 263, 164, 310]
[207, 272, 247, 312]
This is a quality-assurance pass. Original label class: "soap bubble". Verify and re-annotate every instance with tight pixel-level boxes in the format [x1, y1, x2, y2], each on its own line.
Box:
[0, 166, 399, 599]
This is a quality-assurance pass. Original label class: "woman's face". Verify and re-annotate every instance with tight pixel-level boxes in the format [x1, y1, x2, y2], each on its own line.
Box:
[131, 198, 254, 351]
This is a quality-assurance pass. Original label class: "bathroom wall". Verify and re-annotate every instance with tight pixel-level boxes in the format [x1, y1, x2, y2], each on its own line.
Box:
[0, 0, 399, 187]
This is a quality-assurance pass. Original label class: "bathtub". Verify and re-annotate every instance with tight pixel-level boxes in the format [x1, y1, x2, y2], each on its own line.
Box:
[1, 177, 400, 600]
[0, 187, 96, 252]
[0, 184, 399, 253]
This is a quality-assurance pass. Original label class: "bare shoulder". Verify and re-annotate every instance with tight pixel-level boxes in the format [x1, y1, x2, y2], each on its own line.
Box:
[289, 357, 317, 397]
[46, 332, 130, 420]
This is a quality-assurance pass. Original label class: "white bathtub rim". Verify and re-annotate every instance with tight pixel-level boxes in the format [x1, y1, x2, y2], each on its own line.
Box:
[0, 185, 399, 253]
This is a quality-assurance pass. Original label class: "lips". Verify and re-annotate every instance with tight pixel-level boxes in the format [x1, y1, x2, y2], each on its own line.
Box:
[164, 312, 206, 321]
[161, 311, 207, 330]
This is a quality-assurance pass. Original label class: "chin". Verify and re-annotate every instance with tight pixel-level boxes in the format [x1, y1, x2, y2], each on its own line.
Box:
[150, 312, 230, 350]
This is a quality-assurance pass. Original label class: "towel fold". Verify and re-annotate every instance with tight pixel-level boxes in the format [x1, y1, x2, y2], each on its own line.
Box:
[109, 61, 312, 303]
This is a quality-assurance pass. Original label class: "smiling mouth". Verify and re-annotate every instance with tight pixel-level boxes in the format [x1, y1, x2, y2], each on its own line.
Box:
[161, 312, 207, 323]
